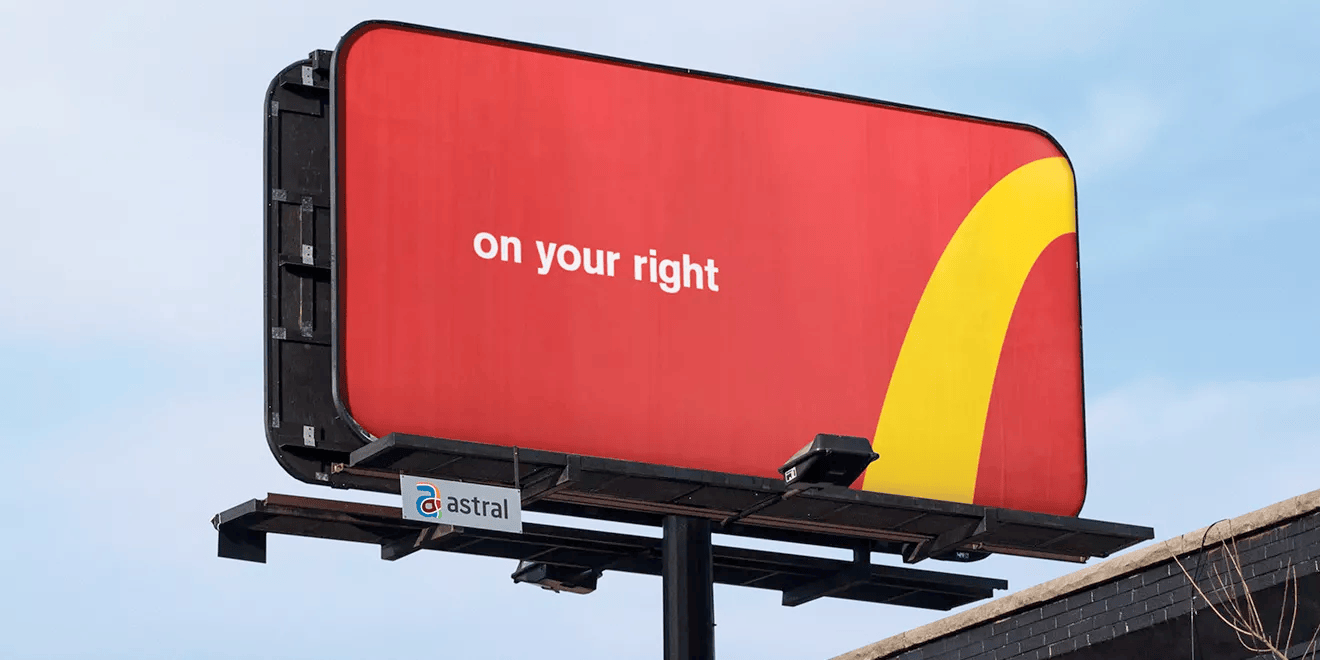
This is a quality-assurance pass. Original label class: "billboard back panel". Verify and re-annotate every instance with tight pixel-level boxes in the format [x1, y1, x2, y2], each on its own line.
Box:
[335, 23, 1085, 515]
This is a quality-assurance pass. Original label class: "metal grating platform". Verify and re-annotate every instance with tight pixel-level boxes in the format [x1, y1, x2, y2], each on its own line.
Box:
[326, 433, 1153, 565]
[214, 493, 1008, 610]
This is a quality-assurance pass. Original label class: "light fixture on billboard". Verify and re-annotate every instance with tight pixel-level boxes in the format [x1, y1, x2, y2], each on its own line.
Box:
[778, 434, 879, 487]
[511, 561, 599, 594]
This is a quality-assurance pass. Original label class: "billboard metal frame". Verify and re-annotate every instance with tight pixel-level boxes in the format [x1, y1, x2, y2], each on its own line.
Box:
[259, 39, 1150, 567]
[250, 37, 1153, 660]
[214, 493, 1008, 610]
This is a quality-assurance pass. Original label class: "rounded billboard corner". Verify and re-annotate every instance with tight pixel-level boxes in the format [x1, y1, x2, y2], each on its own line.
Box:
[329, 364, 378, 446]
[1069, 474, 1089, 518]
[1006, 120, 1076, 174]
[1029, 120, 1082, 520]
[333, 19, 397, 67]
[262, 416, 334, 486]
[997, 118, 1086, 521]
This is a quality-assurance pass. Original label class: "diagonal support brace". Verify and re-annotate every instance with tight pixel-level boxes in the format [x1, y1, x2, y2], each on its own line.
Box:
[519, 456, 581, 506]
[380, 524, 463, 561]
[904, 511, 998, 564]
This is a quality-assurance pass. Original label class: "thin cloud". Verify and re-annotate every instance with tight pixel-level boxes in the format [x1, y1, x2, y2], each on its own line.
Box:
[1065, 87, 1170, 180]
[1084, 376, 1320, 527]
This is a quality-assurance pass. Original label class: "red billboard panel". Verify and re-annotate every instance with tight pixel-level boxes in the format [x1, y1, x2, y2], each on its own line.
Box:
[334, 23, 1086, 516]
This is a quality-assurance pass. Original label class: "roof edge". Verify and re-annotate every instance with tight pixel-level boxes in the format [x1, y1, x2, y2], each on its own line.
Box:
[832, 488, 1320, 660]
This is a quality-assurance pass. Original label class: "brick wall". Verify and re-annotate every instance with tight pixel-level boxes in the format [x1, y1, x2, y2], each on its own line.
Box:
[860, 507, 1320, 660]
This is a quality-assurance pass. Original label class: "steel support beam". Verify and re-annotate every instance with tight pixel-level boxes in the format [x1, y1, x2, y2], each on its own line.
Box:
[783, 544, 871, 607]
[663, 515, 716, 660]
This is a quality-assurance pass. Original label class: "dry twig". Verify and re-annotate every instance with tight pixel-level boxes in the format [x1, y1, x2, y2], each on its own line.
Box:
[1173, 536, 1319, 659]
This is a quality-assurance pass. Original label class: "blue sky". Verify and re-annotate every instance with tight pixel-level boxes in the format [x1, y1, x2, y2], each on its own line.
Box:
[0, 2, 1316, 659]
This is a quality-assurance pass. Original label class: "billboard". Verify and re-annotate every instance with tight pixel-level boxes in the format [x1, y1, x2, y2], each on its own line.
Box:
[332, 22, 1086, 516]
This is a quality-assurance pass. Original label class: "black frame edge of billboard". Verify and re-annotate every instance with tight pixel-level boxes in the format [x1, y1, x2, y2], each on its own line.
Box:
[322, 19, 1088, 514]
[263, 57, 326, 486]
[263, 52, 372, 486]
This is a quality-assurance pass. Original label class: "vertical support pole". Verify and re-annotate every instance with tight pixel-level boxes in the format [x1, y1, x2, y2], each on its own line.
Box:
[854, 541, 871, 566]
[663, 515, 715, 660]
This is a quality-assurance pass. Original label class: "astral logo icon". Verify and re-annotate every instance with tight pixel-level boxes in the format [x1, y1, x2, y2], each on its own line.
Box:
[415, 482, 442, 519]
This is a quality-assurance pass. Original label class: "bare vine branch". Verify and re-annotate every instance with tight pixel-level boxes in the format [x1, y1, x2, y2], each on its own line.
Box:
[1172, 536, 1318, 660]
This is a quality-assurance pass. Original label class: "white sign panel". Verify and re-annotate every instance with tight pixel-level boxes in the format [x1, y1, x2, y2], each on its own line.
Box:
[399, 474, 523, 533]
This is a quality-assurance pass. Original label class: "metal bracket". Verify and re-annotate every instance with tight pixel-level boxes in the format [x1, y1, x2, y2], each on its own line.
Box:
[294, 55, 332, 88]
[513, 447, 521, 491]
[329, 463, 401, 483]
[904, 511, 998, 564]
[308, 49, 333, 72]
[381, 523, 463, 561]
[782, 543, 871, 607]
[520, 456, 581, 505]
[302, 425, 317, 448]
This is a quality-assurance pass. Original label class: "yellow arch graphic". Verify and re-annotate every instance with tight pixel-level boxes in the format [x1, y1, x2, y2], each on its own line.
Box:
[861, 156, 1076, 503]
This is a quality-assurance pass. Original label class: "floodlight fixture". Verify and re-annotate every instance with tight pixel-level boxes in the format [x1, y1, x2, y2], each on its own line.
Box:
[929, 548, 992, 563]
[511, 561, 598, 594]
[778, 434, 879, 487]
